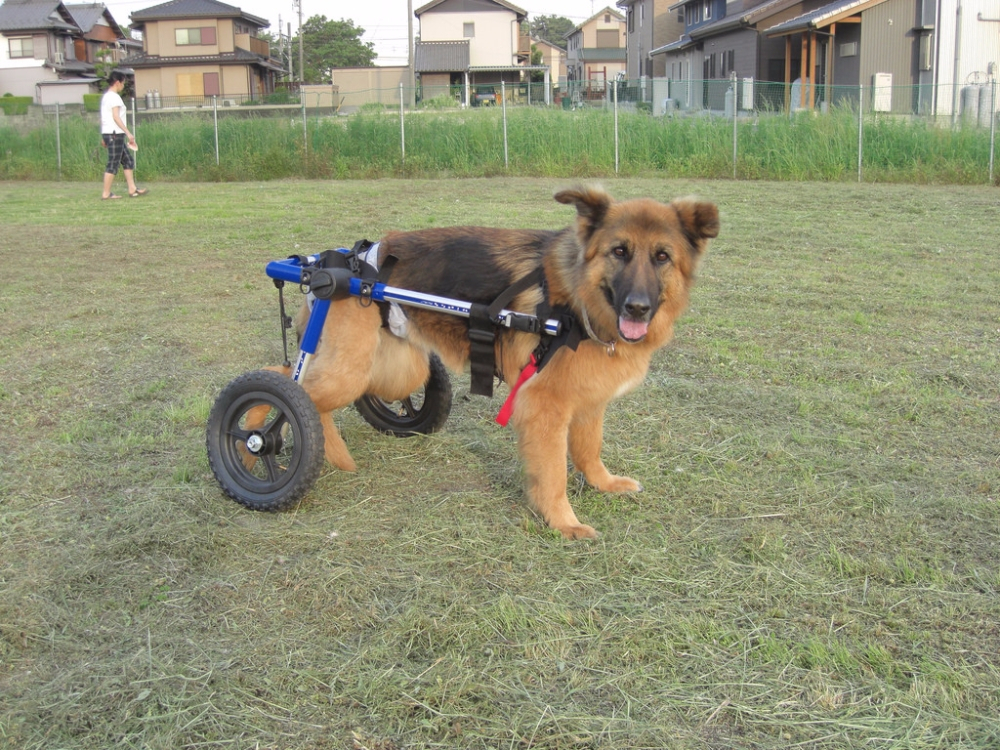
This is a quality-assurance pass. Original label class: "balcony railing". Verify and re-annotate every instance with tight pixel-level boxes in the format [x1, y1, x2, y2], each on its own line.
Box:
[235, 34, 270, 57]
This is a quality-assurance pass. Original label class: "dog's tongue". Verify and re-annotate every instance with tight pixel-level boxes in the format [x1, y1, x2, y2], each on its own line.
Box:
[618, 316, 648, 341]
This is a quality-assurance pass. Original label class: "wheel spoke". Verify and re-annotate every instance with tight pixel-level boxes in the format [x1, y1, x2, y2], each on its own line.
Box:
[261, 454, 280, 482]
[261, 409, 289, 439]
[226, 426, 251, 442]
[399, 397, 417, 419]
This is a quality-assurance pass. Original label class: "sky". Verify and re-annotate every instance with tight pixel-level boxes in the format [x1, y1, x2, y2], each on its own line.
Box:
[100, 0, 612, 66]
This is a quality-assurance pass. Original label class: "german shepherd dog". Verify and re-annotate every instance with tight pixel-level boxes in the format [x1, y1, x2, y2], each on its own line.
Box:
[273, 187, 719, 539]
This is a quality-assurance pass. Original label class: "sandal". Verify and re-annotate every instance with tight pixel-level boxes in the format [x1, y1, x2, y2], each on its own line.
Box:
[130, 188, 148, 198]
[102, 193, 122, 200]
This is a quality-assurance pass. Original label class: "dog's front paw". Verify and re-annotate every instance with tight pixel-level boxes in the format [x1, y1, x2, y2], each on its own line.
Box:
[555, 522, 598, 540]
[598, 475, 643, 494]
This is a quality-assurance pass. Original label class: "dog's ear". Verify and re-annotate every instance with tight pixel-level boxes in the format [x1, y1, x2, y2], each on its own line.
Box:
[672, 200, 720, 252]
[554, 187, 611, 239]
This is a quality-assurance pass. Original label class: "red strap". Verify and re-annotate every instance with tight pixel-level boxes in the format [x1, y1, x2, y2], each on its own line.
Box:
[495, 354, 538, 427]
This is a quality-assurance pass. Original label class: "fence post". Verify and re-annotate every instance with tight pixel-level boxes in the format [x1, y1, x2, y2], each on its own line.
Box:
[212, 95, 220, 166]
[857, 85, 864, 183]
[989, 77, 996, 185]
[731, 71, 738, 180]
[54, 103, 62, 179]
[613, 79, 619, 175]
[131, 97, 137, 170]
[301, 94, 307, 158]
[501, 81, 509, 171]
[400, 82, 406, 165]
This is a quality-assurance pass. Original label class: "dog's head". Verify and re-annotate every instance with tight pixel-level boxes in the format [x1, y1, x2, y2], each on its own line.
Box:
[554, 187, 719, 345]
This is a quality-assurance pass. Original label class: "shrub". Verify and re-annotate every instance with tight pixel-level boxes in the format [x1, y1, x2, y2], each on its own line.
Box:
[0, 95, 32, 115]
[83, 94, 101, 112]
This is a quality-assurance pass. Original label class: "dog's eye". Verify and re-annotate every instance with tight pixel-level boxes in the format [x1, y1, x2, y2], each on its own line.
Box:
[655, 250, 672, 264]
[611, 246, 628, 259]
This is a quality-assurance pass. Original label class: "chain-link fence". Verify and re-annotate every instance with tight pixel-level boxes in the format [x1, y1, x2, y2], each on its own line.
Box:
[2, 77, 997, 183]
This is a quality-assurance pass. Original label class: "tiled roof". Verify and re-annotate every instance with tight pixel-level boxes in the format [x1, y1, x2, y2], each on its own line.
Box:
[764, 0, 883, 34]
[124, 47, 282, 72]
[579, 47, 626, 61]
[0, 0, 79, 32]
[414, 40, 470, 72]
[415, 0, 526, 19]
[130, 0, 266, 27]
[65, 2, 105, 31]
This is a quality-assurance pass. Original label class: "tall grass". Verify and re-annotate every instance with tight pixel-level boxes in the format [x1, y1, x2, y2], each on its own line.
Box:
[1, 106, 996, 183]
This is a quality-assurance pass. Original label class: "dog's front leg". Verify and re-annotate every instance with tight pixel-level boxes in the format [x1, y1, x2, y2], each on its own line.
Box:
[513, 392, 597, 540]
[569, 406, 643, 494]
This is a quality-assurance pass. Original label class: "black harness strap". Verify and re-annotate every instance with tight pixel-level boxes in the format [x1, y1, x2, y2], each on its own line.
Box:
[528, 276, 584, 372]
[468, 267, 547, 397]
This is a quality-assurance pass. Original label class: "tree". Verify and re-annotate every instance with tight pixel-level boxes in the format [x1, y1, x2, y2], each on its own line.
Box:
[529, 44, 544, 83]
[294, 16, 375, 83]
[529, 15, 574, 47]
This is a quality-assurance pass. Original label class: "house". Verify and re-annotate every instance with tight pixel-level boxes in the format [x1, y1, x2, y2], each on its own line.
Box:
[763, 0, 934, 114]
[765, 0, 1000, 118]
[0, 0, 128, 100]
[617, 0, 685, 80]
[414, 0, 549, 106]
[531, 34, 566, 89]
[564, 7, 627, 100]
[67, 2, 137, 67]
[650, 0, 790, 111]
[651, 0, 1000, 117]
[125, 0, 283, 106]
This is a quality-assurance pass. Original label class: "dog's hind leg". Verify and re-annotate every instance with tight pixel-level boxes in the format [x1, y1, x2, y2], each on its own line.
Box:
[568, 406, 642, 494]
[296, 301, 384, 472]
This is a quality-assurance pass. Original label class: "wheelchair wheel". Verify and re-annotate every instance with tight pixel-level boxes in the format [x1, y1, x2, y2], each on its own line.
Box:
[206, 370, 325, 511]
[354, 354, 452, 437]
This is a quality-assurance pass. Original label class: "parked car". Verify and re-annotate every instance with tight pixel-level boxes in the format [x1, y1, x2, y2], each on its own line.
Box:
[473, 86, 497, 106]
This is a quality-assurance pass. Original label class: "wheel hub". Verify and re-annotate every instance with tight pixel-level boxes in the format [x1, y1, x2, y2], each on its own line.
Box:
[245, 433, 265, 454]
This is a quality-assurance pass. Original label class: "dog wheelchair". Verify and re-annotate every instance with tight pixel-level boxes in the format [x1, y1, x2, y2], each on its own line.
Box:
[206, 244, 565, 512]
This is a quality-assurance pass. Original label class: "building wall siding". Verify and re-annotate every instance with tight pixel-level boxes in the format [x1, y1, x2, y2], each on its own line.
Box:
[860, 0, 917, 113]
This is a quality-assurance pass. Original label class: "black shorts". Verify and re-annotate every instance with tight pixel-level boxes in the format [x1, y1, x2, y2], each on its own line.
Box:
[103, 133, 135, 174]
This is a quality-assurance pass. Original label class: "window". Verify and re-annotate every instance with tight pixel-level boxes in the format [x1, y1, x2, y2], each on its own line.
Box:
[840, 42, 858, 57]
[204, 72, 220, 96]
[175, 26, 217, 46]
[176, 72, 204, 96]
[703, 0, 712, 21]
[628, 9, 634, 33]
[596, 29, 620, 47]
[686, 3, 701, 26]
[463, 22, 475, 38]
[720, 49, 734, 76]
[9, 37, 33, 58]
[604, 13, 611, 23]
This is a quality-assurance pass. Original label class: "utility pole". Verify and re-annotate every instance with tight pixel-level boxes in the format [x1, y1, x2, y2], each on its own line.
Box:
[292, 0, 304, 82]
[407, 0, 415, 105]
[278, 14, 287, 80]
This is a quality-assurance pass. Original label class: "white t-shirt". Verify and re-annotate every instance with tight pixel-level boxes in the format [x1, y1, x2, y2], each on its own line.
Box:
[101, 89, 126, 134]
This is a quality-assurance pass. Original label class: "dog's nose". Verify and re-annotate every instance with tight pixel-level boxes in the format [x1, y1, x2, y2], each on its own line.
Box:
[624, 296, 651, 320]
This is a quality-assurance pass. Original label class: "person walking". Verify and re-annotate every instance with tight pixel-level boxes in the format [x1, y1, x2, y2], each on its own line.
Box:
[100, 71, 148, 200]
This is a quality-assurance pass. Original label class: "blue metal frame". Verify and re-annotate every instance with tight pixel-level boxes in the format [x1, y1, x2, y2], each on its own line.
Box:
[265, 252, 562, 384]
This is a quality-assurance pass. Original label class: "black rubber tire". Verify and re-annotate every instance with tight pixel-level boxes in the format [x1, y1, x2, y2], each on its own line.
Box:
[354, 354, 453, 437]
[206, 370, 325, 511]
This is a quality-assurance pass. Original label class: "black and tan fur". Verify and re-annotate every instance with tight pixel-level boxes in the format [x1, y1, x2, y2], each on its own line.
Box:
[271, 187, 719, 539]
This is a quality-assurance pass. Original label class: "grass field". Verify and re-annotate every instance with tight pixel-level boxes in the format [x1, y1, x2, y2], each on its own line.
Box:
[2, 106, 997, 184]
[1, 178, 999, 749]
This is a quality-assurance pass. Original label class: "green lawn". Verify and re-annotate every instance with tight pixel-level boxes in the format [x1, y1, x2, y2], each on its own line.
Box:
[1, 178, 998, 749]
